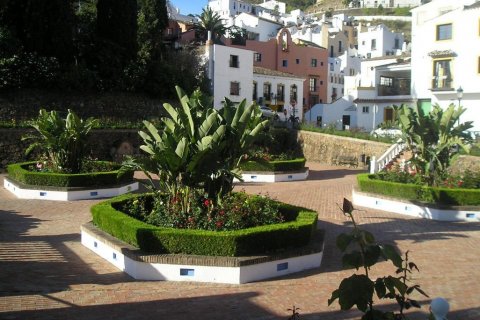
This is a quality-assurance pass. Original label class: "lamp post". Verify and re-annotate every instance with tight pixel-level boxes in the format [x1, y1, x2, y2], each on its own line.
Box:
[456, 86, 463, 107]
[456, 86, 463, 125]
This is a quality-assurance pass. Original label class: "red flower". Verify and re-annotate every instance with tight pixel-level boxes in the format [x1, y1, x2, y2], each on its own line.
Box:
[203, 199, 211, 207]
[458, 181, 463, 187]
[219, 210, 225, 216]
[216, 221, 223, 228]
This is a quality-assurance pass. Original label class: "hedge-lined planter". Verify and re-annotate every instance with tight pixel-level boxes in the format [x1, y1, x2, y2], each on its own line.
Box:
[354, 174, 480, 222]
[91, 193, 318, 256]
[85, 193, 322, 283]
[4, 161, 137, 201]
[357, 174, 480, 206]
[238, 158, 308, 183]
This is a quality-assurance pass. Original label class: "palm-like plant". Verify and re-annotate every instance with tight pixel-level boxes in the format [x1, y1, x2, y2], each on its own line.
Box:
[23, 109, 98, 173]
[122, 86, 267, 212]
[194, 7, 229, 42]
[397, 103, 473, 185]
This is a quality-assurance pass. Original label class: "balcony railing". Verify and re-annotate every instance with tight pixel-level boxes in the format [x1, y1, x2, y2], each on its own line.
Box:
[431, 76, 452, 91]
[377, 85, 411, 96]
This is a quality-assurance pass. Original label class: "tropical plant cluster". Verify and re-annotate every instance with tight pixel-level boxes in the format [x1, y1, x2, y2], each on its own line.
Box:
[120, 86, 284, 232]
[22, 109, 98, 173]
[0, 0, 207, 97]
[329, 199, 429, 320]
[381, 103, 474, 187]
[92, 194, 318, 256]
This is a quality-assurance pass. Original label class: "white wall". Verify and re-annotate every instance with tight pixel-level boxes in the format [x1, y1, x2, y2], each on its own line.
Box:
[234, 13, 282, 41]
[212, 45, 254, 109]
[411, 0, 480, 131]
[357, 24, 404, 58]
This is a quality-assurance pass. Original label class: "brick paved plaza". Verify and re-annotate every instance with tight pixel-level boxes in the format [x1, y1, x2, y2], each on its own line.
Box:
[1, 163, 479, 319]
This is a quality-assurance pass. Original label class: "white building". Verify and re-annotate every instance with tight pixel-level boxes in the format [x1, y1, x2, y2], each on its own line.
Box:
[234, 13, 283, 41]
[327, 47, 362, 103]
[357, 24, 405, 59]
[207, 44, 304, 120]
[208, 0, 255, 20]
[359, 0, 425, 8]
[257, 0, 286, 14]
[411, 0, 480, 132]
[306, 55, 413, 131]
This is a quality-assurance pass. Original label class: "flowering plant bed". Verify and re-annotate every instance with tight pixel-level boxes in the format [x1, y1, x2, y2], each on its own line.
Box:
[91, 193, 318, 256]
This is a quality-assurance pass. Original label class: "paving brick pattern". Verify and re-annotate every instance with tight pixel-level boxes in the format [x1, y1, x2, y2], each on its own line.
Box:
[1, 163, 479, 319]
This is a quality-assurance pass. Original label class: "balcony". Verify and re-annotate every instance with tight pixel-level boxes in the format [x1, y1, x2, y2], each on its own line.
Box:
[431, 76, 453, 91]
[377, 79, 411, 96]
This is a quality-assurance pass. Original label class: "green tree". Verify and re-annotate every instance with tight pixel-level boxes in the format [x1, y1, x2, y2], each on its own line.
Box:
[194, 7, 228, 42]
[138, 0, 168, 60]
[397, 103, 473, 186]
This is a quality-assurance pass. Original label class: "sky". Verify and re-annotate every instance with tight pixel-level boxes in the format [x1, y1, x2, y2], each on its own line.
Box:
[171, 0, 208, 16]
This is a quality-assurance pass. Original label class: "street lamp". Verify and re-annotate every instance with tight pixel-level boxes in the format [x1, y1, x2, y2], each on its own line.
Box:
[456, 86, 463, 107]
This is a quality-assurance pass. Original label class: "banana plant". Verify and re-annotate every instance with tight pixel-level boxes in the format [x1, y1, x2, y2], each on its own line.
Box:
[22, 109, 98, 173]
[397, 103, 473, 185]
[206, 98, 268, 199]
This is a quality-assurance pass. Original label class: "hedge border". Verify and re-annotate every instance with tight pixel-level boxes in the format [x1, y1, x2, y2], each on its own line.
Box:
[7, 161, 134, 188]
[240, 158, 306, 172]
[91, 193, 318, 257]
[357, 173, 480, 206]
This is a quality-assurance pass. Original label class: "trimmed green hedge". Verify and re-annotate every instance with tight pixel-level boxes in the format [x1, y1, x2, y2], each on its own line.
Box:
[240, 158, 306, 172]
[91, 193, 318, 256]
[357, 174, 480, 206]
[7, 161, 134, 188]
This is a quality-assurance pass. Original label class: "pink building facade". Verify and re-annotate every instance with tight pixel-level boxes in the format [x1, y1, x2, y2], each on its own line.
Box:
[227, 28, 328, 112]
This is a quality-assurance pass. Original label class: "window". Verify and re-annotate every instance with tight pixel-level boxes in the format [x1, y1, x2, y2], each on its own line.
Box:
[277, 84, 285, 101]
[254, 52, 262, 62]
[311, 58, 317, 67]
[320, 61, 324, 66]
[362, 41, 365, 45]
[290, 84, 297, 102]
[338, 41, 343, 53]
[309, 78, 318, 92]
[394, 38, 400, 49]
[432, 59, 452, 89]
[253, 81, 257, 101]
[230, 55, 239, 68]
[371, 39, 376, 50]
[230, 82, 240, 95]
[282, 59, 288, 67]
[320, 80, 323, 85]
[296, 58, 300, 64]
[380, 76, 394, 87]
[263, 83, 271, 100]
[362, 106, 369, 113]
[436, 23, 452, 41]
[331, 88, 337, 100]
[329, 63, 334, 71]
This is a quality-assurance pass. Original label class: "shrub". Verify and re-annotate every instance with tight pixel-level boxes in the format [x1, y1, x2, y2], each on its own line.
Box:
[240, 158, 306, 172]
[357, 174, 480, 206]
[92, 193, 318, 256]
[7, 161, 133, 188]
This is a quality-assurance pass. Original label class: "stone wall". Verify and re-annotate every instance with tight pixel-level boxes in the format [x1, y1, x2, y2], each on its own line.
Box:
[296, 130, 391, 166]
[0, 128, 142, 171]
[0, 89, 168, 122]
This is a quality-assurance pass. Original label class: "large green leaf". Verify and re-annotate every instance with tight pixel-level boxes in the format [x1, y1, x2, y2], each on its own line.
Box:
[336, 274, 374, 312]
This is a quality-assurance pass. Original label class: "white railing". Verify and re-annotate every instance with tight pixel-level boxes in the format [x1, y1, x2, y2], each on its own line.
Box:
[370, 139, 406, 174]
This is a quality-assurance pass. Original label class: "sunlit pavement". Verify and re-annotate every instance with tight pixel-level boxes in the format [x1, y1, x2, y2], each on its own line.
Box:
[1, 162, 479, 319]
